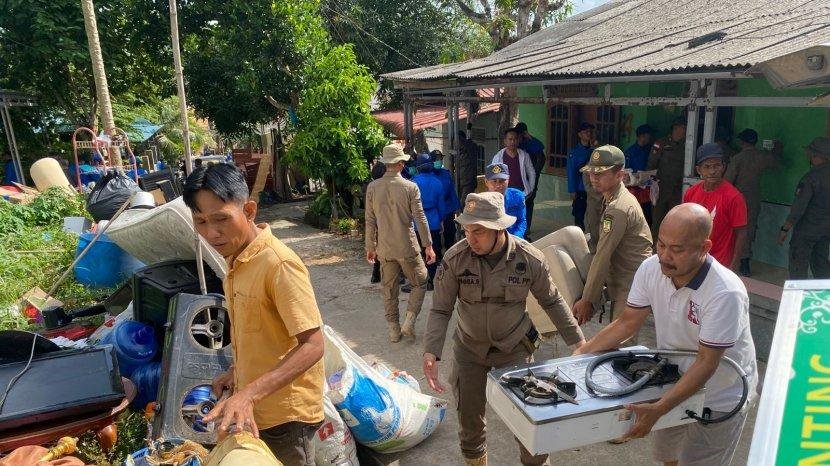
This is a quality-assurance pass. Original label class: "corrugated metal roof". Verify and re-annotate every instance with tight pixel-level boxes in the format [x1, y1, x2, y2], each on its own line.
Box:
[383, 0, 830, 83]
[373, 89, 500, 137]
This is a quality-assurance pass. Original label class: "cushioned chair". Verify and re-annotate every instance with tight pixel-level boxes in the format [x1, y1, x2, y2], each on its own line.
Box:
[526, 226, 595, 336]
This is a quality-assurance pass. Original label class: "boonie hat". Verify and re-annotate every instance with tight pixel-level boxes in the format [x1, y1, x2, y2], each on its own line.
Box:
[580, 145, 625, 173]
[806, 137, 830, 158]
[737, 129, 758, 144]
[456, 192, 516, 230]
[696, 142, 724, 164]
[380, 144, 410, 164]
[485, 163, 510, 180]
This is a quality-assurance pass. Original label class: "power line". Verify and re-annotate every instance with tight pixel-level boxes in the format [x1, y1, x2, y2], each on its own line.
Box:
[321, 3, 423, 68]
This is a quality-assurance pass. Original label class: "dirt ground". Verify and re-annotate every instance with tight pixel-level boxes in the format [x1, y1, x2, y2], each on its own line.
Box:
[257, 201, 762, 466]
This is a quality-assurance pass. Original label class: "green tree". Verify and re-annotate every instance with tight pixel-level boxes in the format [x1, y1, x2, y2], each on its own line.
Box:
[285, 45, 386, 219]
[321, 0, 492, 107]
[180, 0, 329, 135]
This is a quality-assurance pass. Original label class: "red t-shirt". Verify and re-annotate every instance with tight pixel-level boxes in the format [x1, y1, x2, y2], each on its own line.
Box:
[502, 152, 524, 191]
[683, 181, 747, 266]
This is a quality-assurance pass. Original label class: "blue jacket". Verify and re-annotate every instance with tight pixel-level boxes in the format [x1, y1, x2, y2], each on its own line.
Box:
[566, 143, 592, 193]
[413, 172, 444, 231]
[624, 142, 651, 172]
[505, 187, 527, 238]
[519, 136, 545, 157]
[435, 168, 461, 217]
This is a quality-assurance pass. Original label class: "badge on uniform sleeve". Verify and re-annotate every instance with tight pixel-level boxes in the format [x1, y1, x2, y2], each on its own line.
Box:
[515, 262, 527, 275]
[436, 260, 447, 281]
[601, 215, 613, 234]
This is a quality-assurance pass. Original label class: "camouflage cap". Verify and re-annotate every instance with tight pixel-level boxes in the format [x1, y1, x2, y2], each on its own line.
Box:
[456, 192, 516, 230]
[579, 145, 625, 173]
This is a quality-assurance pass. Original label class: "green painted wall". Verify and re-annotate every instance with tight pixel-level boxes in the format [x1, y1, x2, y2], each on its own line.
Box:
[517, 86, 547, 139]
[733, 79, 830, 204]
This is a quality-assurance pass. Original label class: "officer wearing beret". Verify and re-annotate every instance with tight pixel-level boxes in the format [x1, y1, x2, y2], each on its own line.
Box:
[778, 137, 830, 279]
[422, 192, 585, 466]
[648, 117, 687, 240]
[572, 146, 653, 331]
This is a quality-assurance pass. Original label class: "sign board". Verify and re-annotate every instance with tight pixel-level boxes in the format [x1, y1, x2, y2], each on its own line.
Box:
[748, 280, 830, 465]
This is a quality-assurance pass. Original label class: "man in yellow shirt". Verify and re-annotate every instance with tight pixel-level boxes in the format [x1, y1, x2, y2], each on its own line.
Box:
[185, 163, 324, 465]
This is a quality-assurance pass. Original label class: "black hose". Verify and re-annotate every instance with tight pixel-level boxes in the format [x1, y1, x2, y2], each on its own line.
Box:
[584, 349, 749, 425]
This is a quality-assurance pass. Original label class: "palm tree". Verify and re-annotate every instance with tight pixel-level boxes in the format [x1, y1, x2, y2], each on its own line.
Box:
[79, 0, 114, 135]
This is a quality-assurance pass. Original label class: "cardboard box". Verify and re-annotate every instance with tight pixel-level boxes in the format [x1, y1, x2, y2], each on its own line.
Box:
[19, 287, 63, 324]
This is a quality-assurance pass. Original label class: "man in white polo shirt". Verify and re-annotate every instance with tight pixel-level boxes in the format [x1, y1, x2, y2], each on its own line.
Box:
[575, 203, 758, 465]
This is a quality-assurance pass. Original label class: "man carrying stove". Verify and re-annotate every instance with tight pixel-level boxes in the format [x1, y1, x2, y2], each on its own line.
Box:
[421, 192, 586, 466]
[575, 203, 758, 466]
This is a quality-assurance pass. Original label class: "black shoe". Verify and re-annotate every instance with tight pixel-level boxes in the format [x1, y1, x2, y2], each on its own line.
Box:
[739, 259, 751, 277]
[427, 281, 434, 291]
[399, 276, 406, 285]
[401, 283, 412, 293]
[370, 274, 380, 284]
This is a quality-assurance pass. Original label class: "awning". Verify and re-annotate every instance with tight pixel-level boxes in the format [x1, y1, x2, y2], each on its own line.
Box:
[373, 89, 500, 138]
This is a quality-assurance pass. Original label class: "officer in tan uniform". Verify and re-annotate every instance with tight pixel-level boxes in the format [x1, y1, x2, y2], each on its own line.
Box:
[584, 171, 603, 253]
[724, 128, 781, 276]
[648, 117, 687, 240]
[365, 144, 436, 342]
[571, 146, 653, 333]
[421, 192, 586, 466]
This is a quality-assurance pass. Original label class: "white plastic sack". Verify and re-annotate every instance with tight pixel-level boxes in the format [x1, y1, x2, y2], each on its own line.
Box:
[322, 326, 447, 454]
[312, 396, 358, 466]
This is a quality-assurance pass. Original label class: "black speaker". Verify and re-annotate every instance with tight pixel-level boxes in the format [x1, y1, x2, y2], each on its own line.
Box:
[133, 260, 223, 342]
[152, 293, 232, 444]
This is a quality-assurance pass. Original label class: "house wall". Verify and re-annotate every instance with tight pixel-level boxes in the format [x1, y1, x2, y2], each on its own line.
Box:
[422, 111, 501, 165]
[517, 78, 830, 272]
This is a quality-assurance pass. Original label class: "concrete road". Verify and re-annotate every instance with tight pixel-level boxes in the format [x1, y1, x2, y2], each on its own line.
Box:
[258, 201, 762, 466]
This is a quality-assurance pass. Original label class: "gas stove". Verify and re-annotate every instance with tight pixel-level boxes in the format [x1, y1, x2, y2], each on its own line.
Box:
[486, 347, 706, 455]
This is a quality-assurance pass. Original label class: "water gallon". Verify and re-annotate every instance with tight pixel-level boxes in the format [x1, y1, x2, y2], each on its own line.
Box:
[99, 320, 157, 378]
[29, 157, 73, 193]
[73, 232, 145, 288]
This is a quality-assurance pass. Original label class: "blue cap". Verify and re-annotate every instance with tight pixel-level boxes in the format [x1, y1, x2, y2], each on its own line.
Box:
[696, 143, 724, 164]
[635, 124, 654, 136]
[485, 163, 509, 180]
[577, 122, 595, 132]
[415, 153, 433, 171]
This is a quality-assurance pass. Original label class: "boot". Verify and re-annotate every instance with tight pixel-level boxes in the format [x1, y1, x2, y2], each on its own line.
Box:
[401, 312, 417, 338]
[739, 258, 751, 277]
[388, 322, 402, 343]
[464, 454, 487, 466]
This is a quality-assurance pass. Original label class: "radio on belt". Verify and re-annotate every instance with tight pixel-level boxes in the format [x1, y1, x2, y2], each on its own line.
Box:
[486, 346, 705, 454]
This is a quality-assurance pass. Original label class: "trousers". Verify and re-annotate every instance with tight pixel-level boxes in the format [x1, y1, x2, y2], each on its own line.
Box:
[789, 228, 830, 279]
[449, 338, 548, 465]
[380, 255, 428, 321]
[259, 421, 322, 465]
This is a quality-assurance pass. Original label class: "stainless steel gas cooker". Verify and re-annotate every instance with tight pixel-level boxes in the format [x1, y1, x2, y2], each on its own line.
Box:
[486, 346, 706, 455]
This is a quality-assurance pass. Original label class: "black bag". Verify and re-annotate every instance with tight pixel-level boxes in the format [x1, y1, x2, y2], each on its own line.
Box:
[86, 170, 141, 221]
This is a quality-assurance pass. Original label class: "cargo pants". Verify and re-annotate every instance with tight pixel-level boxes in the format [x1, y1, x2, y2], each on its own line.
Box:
[449, 336, 548, 465]
[380, 255, 428, 323]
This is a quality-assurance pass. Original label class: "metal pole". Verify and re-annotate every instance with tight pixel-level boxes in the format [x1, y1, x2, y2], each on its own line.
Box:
[403, 99, 413, 146]
[702, 79, 717, 144]
[2, 105, 25, 185]
[683, 80, 700, 192]
[169, 0, 193, 176]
